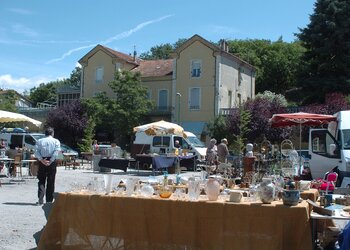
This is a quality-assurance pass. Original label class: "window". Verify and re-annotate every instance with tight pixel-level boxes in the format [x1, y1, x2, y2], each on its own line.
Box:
[158, 89, 168, 111]
[189, 87, 201, 110]
[174, 136, 190, 149]
[95, 66, 104, 83]
[115, 63, 121, 72]
[25, 135, 36, 146]
[146, 89, 152, 100]
[153, 136, 170, 147]
[191, 60, 201, 78]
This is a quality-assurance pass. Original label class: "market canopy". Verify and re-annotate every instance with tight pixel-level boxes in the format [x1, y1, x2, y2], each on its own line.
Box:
[133, 120, 185, 136]
[0, 110, 42, 128]
[270, 112, 337, 171]
[269, 112, 337, 128]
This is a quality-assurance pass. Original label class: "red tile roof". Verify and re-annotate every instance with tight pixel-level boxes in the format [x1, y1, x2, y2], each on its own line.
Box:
[100, 45, 141, 65]
[131, 59, 173, 77]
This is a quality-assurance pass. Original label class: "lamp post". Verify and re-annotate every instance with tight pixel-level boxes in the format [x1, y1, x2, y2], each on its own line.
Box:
[176, 92, 181, 125]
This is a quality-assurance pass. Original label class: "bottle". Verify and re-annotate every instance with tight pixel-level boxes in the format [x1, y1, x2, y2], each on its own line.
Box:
[160, 171, 172, 198]
[163, 171, 168, 186]
[176, 173, 180, 185]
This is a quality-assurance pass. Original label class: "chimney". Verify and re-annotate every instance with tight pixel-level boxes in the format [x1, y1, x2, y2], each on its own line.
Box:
[220, 39, 229, 53]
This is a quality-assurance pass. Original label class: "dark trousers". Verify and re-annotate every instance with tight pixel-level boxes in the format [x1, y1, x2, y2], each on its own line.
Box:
[37, 161, 57, 203]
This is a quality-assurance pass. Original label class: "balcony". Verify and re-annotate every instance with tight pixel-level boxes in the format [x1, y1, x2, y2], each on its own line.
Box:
[220, 108, 239, 116]
[149, 106, 173, 116]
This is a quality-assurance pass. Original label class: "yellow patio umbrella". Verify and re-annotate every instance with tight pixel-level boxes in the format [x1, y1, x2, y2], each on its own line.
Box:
[133, 120, 185, 137]
[0, 110, 42, 128]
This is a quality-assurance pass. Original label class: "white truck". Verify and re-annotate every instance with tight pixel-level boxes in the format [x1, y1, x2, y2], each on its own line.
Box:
[131, 131, 206, 160]
[307, 110, 350, 184]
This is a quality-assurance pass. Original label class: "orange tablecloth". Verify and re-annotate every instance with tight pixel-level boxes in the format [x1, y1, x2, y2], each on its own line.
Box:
[38, 193, 312, 250]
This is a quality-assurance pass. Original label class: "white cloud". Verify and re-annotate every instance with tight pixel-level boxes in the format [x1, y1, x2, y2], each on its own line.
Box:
[0, 74, 54, 94]
[7, 8, 33, 15]
[46, 14, 174, 64]
[208, 25, 239, 36]
[12, 24, 38, 37]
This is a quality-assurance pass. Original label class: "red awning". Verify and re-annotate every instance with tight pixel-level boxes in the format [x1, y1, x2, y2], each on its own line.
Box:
[270, 112, 337, 128]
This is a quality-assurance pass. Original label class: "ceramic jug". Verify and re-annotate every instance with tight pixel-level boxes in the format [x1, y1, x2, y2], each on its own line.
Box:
[206, 178, 220, 201]
[258, 178, 275, 204]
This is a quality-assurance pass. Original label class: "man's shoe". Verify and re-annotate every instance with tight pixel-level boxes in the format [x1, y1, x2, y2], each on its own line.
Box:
[36, 200, 43, 206]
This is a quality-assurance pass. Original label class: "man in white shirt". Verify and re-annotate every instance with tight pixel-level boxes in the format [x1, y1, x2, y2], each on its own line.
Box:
[35, 127, 60, 205]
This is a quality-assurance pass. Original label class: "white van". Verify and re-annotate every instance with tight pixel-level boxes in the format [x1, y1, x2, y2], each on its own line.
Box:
[0, 132, 45, 151]
[132, 131, 206, 160]
[307, 110, 350, 183]
[184, 131, 207, 159]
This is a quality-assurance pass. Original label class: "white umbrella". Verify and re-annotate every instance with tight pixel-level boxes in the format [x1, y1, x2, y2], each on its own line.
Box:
[133, 120, 184, 136]
[0, 110, 42, 128]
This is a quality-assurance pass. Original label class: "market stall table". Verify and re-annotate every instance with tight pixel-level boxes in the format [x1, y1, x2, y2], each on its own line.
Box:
[98, 158, 131, 172]
[63, 153, 79, 170]
[38, 193, 312, 250]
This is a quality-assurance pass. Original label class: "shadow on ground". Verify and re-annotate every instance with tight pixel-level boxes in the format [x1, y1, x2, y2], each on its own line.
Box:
[3, 202, 38, 206]
[33, 201, 54, 248]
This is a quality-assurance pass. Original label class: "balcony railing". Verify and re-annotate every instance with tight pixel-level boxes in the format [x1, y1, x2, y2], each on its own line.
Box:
[149, 106, 173, 115]
[220, 108, 239, 116]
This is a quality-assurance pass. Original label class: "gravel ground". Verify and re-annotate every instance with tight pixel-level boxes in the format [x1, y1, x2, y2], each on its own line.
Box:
[0, 164, 200, 250]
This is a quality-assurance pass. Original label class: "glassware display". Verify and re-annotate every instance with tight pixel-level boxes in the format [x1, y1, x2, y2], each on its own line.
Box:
[103, 174, 114, 194]
[159, 185, 172, 198]
[125, 178, 138, 196]
[258, 178, 275, 204]
[188, 178, 201, 201]
[140, 184, 154, 198]
[206, 178, 220, 201]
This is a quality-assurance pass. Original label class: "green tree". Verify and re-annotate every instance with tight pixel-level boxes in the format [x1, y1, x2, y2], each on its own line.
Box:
[0, 90, 18, 112]
[139, 38, 187, 59]
[139, 43, 173, 59]
[67, 67, 81, 87]
[108, 70, 154, 146]
[206, 115, 230, 144]
[28, 81, 64, 106]
[83, 71, 154, 148]
[77, 117, 95, 152]
[229, 108, 252, 154]
[297, 0, 350, 104]
[28, 67, 81, 106]
[228, 39, 305, 95]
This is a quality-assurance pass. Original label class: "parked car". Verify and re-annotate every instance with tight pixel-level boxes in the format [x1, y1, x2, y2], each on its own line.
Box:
[60, 143, 79, 157]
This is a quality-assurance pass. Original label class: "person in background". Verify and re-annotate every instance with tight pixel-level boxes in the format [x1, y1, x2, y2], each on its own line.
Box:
[92, 140, 99, 153]
[206, 138, 217, 165]
[217, 138, 229, 163]
[35, 127, 60, 205]
[174, 140, 181, 149]
[110, 142, 120, 158]
[0, 139, 6, 149]
[6, 144, 17, 176]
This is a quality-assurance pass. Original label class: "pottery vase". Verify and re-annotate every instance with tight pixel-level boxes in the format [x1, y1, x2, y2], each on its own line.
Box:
[206, 178, 220, 201]
[282, 190, 300, 206]
[258, 178, 275, 204]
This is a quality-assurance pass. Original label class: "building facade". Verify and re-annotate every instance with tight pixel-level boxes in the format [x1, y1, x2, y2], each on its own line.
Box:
[79, 34, 256, 139]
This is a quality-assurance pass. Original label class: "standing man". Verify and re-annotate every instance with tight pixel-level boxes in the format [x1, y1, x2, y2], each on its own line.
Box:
[35, 127, 60, 205]
[217, 138, 229, 163]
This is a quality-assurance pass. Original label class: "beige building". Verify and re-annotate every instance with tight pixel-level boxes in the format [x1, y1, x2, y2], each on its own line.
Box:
[79, 34, 255, 138]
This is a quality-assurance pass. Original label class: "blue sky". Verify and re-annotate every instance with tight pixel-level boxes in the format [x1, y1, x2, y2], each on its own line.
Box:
[0, 0, 316, 94]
